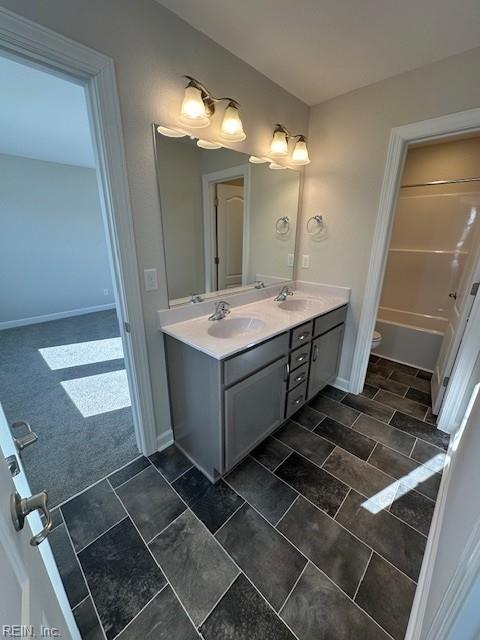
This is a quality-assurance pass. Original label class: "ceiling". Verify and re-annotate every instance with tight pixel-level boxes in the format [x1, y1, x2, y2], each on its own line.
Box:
[155, 0, 480, 105]
[0, 55, 95, 168]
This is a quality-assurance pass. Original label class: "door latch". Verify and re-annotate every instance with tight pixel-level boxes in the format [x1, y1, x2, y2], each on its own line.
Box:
[11, 421, 38, 453]
[10, 490, 53, 546]
[6, 454, 20, 477]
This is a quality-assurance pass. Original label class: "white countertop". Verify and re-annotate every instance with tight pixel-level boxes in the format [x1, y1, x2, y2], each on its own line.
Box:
[160, 291, 348, 360]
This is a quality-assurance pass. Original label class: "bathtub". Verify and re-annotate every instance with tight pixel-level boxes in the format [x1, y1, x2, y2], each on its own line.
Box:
[375, 307, 446, 371]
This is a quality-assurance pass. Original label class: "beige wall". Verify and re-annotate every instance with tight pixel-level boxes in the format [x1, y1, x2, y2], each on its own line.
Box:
[248, 165, 300, 283]
[299, 46, 480, 383]
[0, 0, 309, 439]
[402, 136, 480, 185]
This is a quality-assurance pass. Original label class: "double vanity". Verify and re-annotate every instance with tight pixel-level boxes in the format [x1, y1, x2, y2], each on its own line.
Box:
[153, 125, 349, 481]
[159, 285, 348, 481]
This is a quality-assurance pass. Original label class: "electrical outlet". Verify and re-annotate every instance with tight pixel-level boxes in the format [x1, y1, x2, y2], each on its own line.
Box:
[103, 289, 109, 296]
[287, 253, 294, 267]
[144, 268, 158, 291]
[302, 254, 310, 269]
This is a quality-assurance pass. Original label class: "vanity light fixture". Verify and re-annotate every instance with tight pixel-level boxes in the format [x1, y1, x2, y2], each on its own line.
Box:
[180, 77, 212, 128]
[156, 125, 187, 138]
[220, 101, 246, 142]
[179, 76, 246, 140]
[291, 135, 311, 165]
[197, 139, 223, 149]
[270, 125, 289, 157]
[269, 124, 311, 165]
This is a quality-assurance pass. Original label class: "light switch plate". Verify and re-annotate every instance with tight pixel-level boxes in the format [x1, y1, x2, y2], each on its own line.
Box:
[302, 254, 310, 269]
[144, 268, 158, 291]
[287, 253, 294, 267]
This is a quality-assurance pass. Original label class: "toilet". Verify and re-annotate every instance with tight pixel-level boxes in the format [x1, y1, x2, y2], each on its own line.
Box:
[371, 330, 382, 351]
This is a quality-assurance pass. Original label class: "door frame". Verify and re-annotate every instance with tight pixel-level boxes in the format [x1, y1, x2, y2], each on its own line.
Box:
[349, 107, 480, 433]
[202, 164, 251, 292]
[0, 7, 158, 454]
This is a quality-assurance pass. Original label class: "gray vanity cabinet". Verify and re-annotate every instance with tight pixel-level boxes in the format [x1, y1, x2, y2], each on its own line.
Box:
[225, 356, 287, 470]
[307, 323, 344, 400]
[164, 303, 347, 482]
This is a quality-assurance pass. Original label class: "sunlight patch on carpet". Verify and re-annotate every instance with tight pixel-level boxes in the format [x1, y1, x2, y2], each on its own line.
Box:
[61, 369, 131, 417]
[39, 337, 124, 370]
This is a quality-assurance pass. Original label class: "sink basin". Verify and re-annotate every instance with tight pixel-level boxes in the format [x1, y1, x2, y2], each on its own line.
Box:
[207, 316, 266, 339]
[277, 298, 313, 312]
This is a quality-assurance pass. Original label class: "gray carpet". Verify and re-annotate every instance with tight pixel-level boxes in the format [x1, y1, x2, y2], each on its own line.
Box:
[0, 310, 138, 506]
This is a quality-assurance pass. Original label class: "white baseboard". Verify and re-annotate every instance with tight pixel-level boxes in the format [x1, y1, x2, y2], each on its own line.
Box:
[332, 376, 351, 393]
[157, 429, 174, 452]
[0, 303, 116, 330]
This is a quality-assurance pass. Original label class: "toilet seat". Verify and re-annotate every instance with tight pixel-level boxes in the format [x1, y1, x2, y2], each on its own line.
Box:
[372, 330, 381, 343]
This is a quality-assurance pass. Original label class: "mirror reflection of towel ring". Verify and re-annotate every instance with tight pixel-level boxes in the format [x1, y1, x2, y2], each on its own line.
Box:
[276, 216, 290, 236]
[307, 214, 326, 239]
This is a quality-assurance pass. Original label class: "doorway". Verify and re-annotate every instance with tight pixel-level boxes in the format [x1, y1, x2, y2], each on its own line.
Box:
[202, 164, 250, 294]
[214, 178, 245, 290]
[372, 136, 480, 417]
[350, 109, 480, 433]
[0, 54, 153, 507]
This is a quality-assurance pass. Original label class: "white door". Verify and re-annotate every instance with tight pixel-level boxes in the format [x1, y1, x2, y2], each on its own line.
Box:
[432, 243, 480, 414]
[0, 404, 78, 638]
[216, 184, 244, 290]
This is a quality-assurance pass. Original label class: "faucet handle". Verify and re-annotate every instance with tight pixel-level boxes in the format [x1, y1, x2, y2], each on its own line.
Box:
[217, 300, 231, 314]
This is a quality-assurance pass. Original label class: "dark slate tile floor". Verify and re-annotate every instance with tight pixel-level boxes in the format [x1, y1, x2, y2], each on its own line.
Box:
[49, 356, 449, 640]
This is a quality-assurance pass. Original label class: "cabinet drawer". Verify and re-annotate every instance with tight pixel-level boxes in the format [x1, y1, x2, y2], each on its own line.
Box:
[291, 321, 313, 348]
[224, 332, 289, 386]
[289, 343, 311, 371]
[288, 362, 308, 390]
[285, 381, 307, 418]
[313, 305, 347, 337]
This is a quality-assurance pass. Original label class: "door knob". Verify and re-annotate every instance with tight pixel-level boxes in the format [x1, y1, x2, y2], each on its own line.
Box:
[10, 490, 53, 546]
[11, 421, 38, 452]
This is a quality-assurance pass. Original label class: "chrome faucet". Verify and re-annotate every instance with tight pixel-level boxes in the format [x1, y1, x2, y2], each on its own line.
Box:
[274, 286, 294, 302]
[189, 293, 203, 304]
[254, 280, 265, 289]
[208, 300, 231, 321]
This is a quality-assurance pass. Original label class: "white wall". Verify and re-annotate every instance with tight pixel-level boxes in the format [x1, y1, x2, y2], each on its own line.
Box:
[299, 46, 480, 384]
[0, 154, 113, 325]
[0, 0, 309, 438]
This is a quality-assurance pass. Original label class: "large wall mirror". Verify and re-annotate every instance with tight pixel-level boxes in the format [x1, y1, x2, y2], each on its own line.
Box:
[153, 126, 302, 307]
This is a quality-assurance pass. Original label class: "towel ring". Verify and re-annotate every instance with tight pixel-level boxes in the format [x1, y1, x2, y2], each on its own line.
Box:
[276, 216, 290, 236]
[307, 215, 326, 238]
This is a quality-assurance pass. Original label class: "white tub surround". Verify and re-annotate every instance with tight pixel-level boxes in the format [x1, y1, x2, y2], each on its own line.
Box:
[158, 281, 349, 360]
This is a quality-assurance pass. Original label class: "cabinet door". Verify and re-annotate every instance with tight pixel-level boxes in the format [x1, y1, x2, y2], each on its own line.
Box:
[225, 357, 287, 471]
[307, 324, 344, 401]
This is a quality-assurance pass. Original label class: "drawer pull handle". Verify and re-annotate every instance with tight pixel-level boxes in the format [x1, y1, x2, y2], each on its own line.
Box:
[297, 332, 310, 341]
[294, 396, 303, 405]
[296, 353, 308, 363]
[295, 374, 305, 383]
